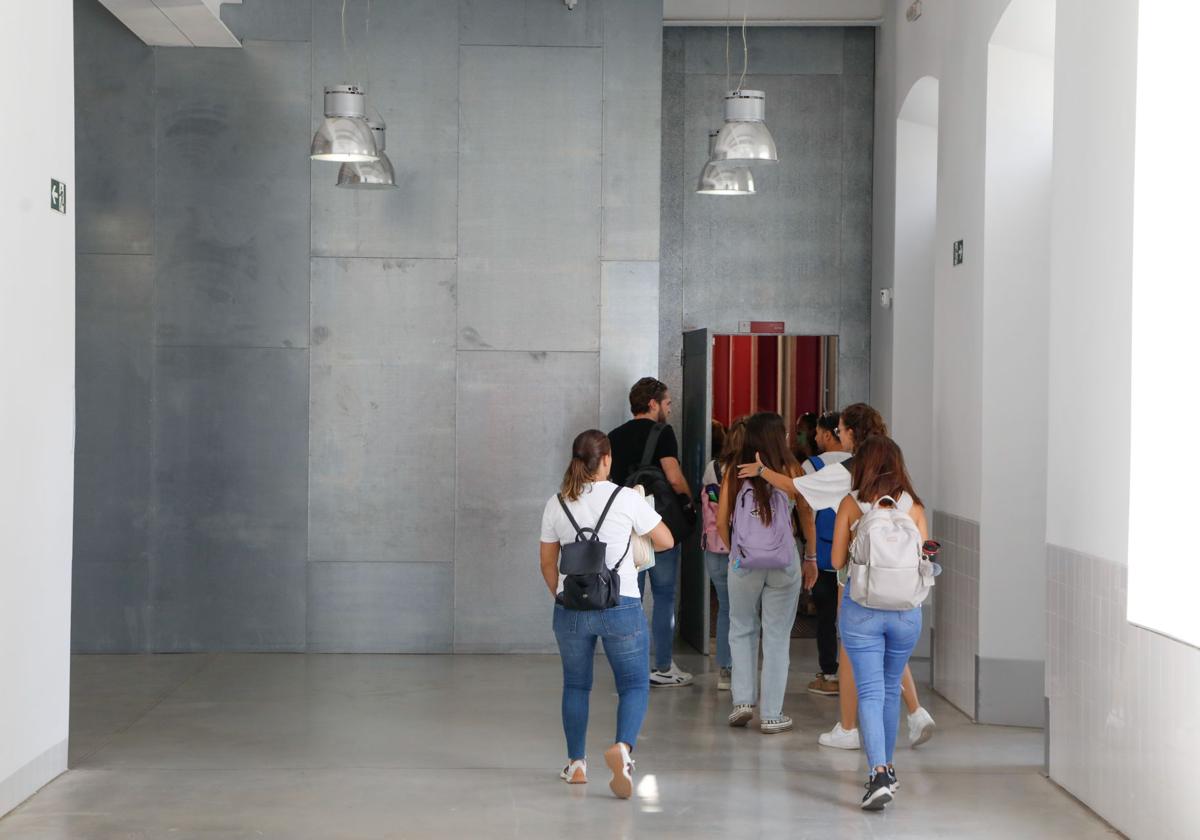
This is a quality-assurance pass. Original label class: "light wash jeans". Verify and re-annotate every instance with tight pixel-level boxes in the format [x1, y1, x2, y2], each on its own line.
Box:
[727, 551, 803, 719]
[553, 596, 650, 761]
[703, 551, 732, 669]
[838, 588, 922, 770]
[638, 545, 680, 671]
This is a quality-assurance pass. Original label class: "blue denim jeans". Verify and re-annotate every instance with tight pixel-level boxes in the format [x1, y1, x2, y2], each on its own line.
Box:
[638, 545, 680, 671]
[838, 588, 922, 770]
[704, 550, 732, 669]
[727, 552, 803, 719]
[553, 596, 650, 761]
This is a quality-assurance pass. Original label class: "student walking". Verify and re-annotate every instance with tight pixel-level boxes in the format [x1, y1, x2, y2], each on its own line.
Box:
[802, 411, 852, 696]
[540, 430, 674, 798]
[701, 418, 746, 690]
[740, 403, 936, 750]
[718, 413, 805, 733]
[608, 377, 697, 687]
[830, 436, 932, 810]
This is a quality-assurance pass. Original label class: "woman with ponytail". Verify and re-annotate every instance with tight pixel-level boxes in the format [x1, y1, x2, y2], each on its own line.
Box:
[539, 430, 674, 799]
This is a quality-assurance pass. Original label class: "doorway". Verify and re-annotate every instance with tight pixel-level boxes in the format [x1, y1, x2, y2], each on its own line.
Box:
[678, 330, 839, 655]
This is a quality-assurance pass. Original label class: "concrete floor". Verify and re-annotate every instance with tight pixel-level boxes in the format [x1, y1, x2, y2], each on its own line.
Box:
[0, 648, 1117, 839]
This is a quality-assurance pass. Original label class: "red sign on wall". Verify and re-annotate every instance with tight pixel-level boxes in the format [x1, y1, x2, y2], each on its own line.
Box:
[749, 321, 785, 334]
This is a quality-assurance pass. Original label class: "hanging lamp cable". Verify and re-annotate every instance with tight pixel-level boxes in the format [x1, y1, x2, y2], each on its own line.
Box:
[724, 0, 731, 94]
[737, 0, 749, 93]
[365, 0, 372, 95]
[341, 0, 348, 80]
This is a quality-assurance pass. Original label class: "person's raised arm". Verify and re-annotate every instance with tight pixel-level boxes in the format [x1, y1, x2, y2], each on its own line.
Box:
[735, 452, 799, 497]
[539, 542, 560, 597]
[831, 495, 861, 571]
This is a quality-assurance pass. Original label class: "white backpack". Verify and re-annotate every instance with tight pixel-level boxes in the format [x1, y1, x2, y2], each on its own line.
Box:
[848, 496, 934, 610]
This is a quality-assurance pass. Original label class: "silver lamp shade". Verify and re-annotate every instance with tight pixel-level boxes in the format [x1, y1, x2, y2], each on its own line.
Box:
[311, 85, 379, 163]
[337, 120, 397, 189]
[710, 89, 779, 163]
[697, 130, 755, 195]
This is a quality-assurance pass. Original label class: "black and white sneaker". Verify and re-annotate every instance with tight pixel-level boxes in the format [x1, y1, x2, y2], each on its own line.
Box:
[886, 766, 899, 791]
[861, 772, 894, 811]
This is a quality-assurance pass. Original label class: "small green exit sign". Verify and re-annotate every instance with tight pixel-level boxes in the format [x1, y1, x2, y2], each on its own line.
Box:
[50, 179, 67, 214]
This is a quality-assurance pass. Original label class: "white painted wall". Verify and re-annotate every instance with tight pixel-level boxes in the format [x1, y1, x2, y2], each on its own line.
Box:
[888, 82, 937, 498]
[0, 0, 75, 818]
[979, 21, 1053, 663]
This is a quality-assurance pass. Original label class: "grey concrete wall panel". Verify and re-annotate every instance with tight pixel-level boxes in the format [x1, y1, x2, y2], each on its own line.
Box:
[310, 0, 458, 259]
[458, 46, 602, 352]
[309, 258, 457, 565]
[601, 0, 663, 261]
[155, 42, 311, 349]
[73, 254, 155, 652]
[600, 261, 660, 432]
[661, 28, 874, 412]
[838, 35, 875, 400]
[74, 0, 155, 256]
[152, 347, 309, 651]
[221, 0, 312, 41]
[658, 28, 686, 432]
[459, 0, 602, 46]
[683, 27, 844, 76]
[308, 562, 453, 652]
[454, 351, 599, 652]
[843, 26, 875, 76]
[682, 72, 844, 332]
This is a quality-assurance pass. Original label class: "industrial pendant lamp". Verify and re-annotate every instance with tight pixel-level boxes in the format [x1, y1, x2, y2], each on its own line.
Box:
[311, 1, 378, 163]
[311, 84, 378, 162]
[708, 2, 779, 164]
[696, 130, 755, 195]
[337, 119, 396, 189]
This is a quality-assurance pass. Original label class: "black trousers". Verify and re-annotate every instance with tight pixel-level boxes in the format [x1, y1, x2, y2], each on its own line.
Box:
[812, 570, 840, 676]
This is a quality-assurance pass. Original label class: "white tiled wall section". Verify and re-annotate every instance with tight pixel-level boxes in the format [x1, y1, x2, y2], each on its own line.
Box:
[1046, 544, 1200, 838]
[932, 510, 979, 719]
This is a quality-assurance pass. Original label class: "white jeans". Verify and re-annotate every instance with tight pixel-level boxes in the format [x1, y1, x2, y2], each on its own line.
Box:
[727, 551, 803, 719]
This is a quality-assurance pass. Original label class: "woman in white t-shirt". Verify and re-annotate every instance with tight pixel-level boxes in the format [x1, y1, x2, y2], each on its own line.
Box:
[539, 429, 673, 799]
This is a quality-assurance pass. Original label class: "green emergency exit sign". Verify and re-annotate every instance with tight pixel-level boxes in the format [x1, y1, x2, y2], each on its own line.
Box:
[50, 179, 67, 214]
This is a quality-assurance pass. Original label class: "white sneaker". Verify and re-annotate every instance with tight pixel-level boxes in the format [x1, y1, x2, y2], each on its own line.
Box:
[818, 721, 861, 750]
[717, 667, 732, 690]
[649, 662, 694, 687]
[604, 743, 634, 799]
[559, 759, 587, 784]
[908, 706, 936, 747]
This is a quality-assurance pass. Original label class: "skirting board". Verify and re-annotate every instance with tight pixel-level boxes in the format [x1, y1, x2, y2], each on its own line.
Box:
[975, 654, 1045, 727]
[0, 738, 67, 819]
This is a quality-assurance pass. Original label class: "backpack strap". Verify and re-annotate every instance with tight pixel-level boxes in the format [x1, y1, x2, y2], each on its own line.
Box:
[808, 454, 825, 472]
[557, 493, 588, 541]
[593, 485, 624, 533]
[636, 423, 666, 470]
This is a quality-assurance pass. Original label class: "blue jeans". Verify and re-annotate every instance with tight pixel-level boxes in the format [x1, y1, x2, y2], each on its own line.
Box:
[704, 550, 732, 669]
[838, 588, 922, 770]
[553, 596, 650, 761]
[638, 545, 680, 671]
[727, 553, 803, 719]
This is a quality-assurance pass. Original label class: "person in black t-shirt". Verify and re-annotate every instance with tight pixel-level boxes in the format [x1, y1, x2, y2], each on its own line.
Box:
[608, 377, 694, 687]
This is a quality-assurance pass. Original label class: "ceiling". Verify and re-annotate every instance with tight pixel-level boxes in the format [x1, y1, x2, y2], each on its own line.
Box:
[663, 0, 885, 25]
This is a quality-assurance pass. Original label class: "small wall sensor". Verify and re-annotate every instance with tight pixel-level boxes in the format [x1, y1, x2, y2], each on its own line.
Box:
[564, 0, 578, 9]
[879, 288, 894, 309]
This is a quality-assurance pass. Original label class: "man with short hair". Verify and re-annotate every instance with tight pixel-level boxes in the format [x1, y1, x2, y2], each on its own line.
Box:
[608, 377, 695, 687]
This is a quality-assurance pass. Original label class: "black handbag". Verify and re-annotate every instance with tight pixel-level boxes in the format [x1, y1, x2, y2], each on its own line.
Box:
[557, 487, 630, 611]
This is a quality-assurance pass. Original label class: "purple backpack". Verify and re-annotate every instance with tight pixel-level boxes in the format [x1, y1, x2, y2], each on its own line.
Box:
[730, 480, 795, 570]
